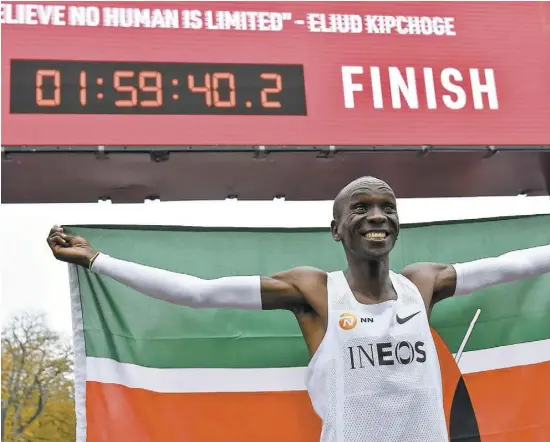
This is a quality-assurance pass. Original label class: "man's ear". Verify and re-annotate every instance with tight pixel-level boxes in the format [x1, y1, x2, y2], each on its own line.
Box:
[331, 220, 341, 242]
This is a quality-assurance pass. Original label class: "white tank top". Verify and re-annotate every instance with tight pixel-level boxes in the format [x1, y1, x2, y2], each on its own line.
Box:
[305, 270, 449, 442]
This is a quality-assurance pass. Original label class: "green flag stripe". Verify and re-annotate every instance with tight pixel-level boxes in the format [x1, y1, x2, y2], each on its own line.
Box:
[83, 330, 309, 369]
[81, 312, 550, 369]
[70, 215, 550, 369]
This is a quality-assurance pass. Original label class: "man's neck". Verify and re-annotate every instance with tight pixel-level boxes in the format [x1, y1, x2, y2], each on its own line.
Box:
[344, 255, 394, 301]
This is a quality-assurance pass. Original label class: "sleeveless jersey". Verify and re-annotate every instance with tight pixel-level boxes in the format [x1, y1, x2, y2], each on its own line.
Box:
[305, 270, 449, 442]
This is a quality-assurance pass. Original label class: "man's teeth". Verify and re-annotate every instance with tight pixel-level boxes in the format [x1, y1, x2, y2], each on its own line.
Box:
[365, 232, 387, 239]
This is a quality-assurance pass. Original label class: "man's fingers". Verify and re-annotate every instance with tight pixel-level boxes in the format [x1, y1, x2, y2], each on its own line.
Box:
[54, 236, 67, 246]
[47, 233, 68, 247]
[46, 234, 56, 247]
[48, 225, 65, 236]
[48, 227, 70, 242]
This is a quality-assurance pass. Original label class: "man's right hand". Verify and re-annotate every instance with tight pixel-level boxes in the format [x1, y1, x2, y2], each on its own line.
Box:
[47, 226, 97, 268]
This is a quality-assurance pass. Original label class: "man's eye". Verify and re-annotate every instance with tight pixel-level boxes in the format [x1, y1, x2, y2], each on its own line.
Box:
[383, 205, 395, 213]
[354, 204, 367, 212]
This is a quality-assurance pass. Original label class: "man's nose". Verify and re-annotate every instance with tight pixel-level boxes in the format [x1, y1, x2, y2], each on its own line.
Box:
[367, 207, 386, 224]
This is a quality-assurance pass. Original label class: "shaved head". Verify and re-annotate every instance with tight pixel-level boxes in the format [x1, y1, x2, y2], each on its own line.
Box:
[333, 176, 395, 220]
[330, 176, 399, 259]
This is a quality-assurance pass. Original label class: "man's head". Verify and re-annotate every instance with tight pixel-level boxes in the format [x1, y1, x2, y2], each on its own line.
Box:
[331, 176, 399, 260]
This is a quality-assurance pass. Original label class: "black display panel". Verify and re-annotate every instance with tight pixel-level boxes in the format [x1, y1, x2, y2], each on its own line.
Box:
[10, 60, 307, 115]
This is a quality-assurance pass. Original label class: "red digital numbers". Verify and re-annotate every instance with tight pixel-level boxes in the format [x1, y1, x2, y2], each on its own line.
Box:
[212, 73, 236, 108]
[79, 71, 87, 106]
[260, 73, 282, 108]
[35, 69, 61, 107]
[188, 73, 212, 106]
[33, 67, 285, 111]
[188, 72, 236, 108]
[113, 71, 138, 107]
[113, 70, 163, 107]
[188, 72, 282, 109]
[139, 71, 163, 107]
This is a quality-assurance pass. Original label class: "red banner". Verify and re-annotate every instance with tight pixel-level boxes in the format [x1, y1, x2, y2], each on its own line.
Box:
[2, 1, 549, 146]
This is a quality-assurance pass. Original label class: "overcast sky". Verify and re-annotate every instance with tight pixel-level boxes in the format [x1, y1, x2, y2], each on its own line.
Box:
[1, 195, 549, 337]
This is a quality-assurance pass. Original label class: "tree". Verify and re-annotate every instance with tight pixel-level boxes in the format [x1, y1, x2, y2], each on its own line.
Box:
[1, 312, 75, 442]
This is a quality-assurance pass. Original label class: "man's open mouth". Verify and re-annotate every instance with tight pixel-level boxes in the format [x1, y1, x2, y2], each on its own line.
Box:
[362, 232, 388, 241]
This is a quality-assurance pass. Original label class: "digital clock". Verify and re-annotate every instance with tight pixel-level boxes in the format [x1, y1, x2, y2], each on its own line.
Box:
[10, 60, 307, 115]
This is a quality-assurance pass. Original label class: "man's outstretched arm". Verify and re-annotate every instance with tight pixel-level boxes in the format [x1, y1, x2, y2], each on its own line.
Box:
[47, 226, 314, 311]
[403, 244, 550, 306]
[451, 244, 550, 296]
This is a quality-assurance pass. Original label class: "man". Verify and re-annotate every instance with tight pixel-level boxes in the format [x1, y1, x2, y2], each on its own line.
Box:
[48, 176, 549, 442]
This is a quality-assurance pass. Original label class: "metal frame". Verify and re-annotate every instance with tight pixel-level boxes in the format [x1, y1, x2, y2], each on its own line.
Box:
[3, 145, 550, 154]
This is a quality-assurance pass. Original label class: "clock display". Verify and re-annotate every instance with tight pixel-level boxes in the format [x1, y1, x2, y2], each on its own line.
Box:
[10, 60, 307, 115]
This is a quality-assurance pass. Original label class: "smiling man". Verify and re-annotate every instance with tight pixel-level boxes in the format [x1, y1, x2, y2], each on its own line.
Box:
[47, 176, 550, 442]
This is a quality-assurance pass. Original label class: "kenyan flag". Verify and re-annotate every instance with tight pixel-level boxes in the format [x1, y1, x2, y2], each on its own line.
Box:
[67, 215, 550, 442]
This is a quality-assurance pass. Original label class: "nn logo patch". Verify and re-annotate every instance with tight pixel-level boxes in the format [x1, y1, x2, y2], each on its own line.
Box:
[339, 313, 374, 330]
[339, 313, 357, 330]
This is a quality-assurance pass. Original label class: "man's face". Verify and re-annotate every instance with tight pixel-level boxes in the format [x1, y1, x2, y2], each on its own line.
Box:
[331, 182, 399, 259]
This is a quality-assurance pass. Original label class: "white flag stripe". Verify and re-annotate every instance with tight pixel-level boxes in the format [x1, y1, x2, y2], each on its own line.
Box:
[87, 358, 308, 393]
[457, 338, 550, 374]
[87, 339, 550, 393]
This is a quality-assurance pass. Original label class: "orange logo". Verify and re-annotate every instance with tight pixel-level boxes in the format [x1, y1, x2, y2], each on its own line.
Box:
[339, 312, 357, 330]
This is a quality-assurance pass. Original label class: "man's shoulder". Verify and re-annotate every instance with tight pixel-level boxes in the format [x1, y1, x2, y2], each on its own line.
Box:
[401, 262, 449, 280]
[269, 266, 326, 281]
[285, 266, 328, 283]
[290, 265, 327, 274]
[284, 267, 329, 315]
[269, 266, 328, 295]
[399, 262, 457, 305]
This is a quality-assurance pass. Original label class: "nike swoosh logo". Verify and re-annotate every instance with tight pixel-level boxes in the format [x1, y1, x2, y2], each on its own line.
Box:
[396, 311, 421, 324]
